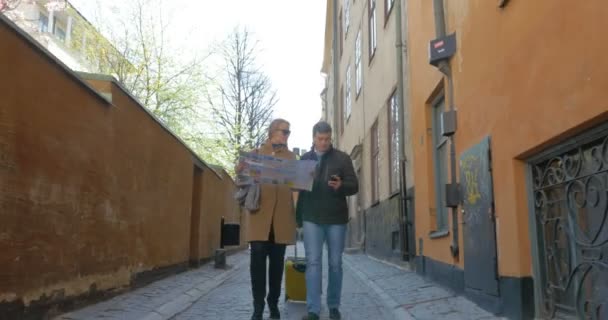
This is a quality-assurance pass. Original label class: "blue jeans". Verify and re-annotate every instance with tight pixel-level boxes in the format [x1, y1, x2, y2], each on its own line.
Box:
[303, 221, 347, 315]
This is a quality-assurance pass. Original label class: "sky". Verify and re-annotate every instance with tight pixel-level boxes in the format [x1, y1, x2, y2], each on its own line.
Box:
[70, 0, 326, 152]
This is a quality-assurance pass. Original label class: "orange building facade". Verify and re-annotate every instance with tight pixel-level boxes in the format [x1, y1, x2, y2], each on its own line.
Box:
[406, 0, 608, 319]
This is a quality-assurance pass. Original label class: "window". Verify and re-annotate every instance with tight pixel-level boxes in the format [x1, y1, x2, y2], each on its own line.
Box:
[385, 0, 395, 18]
[38, 13, 49, 33]
[368, 0, 377, 59]
[344, 0, 350, 34]
[339, 12, 343, 57]
[345, 65, 352, 121]
[355, 29, 362, 96]
[432, 96, 448, 231]
[339, 86, 345, 134]
[54, 26, 66, 42]
[388, 91, 400, 193]
[371, 121, 380, 203]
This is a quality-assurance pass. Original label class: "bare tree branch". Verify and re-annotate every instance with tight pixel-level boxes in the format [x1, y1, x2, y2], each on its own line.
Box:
[207, 27, 276, 166]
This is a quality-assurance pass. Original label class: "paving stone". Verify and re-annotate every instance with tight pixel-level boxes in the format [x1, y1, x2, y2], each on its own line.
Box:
[56, 246, 506, 320]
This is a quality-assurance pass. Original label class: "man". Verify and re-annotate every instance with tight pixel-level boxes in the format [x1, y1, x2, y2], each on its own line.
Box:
[296, 121, 359, 320]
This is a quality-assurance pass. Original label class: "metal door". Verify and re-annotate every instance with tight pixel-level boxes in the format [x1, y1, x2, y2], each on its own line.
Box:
[460, 136, 500, 296]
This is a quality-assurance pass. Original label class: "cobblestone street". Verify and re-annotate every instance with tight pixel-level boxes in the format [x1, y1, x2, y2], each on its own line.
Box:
[171, 245, 393, 320]
[56, 245, 505, 320]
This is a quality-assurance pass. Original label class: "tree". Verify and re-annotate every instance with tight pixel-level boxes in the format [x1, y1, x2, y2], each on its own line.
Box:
[79, 0, 226, 164]
[86, 0, 209, 128]
[1, 0, 66, 12]
[207, 27, 277, 167]
[0, 0, 21, 12]
[2, 0, 230, 167]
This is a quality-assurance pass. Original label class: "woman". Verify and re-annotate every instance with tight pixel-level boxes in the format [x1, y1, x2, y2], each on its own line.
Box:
[236, 118, 298, 320]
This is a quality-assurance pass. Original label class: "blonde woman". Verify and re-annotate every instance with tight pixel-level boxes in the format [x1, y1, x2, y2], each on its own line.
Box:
[236, 118, 297, 320]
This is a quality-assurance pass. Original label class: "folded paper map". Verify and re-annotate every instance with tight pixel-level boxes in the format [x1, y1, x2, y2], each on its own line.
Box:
[236, 151, 317, 191]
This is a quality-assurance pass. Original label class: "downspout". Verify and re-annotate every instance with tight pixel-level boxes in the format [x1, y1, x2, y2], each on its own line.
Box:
[360, 15, 367, 253]
[432, 0, 459, 258]
[332, 0, 340, 147]
[395, 0, 409, 261]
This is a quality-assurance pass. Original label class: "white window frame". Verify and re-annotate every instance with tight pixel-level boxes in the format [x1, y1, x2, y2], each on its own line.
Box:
[355, 29, 362, 96]
[389, 91, 400, 193]
[385, 0, 395, 17]
[344, 0, 350, 34]
[345, 65, 352, 121]
[369, 0, 377, 58]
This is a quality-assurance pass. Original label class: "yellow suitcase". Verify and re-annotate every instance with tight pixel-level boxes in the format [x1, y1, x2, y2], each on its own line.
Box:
[284, 244, 306, 302]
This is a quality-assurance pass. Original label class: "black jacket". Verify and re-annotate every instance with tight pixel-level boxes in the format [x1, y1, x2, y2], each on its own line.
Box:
[296, 146, 358, 225]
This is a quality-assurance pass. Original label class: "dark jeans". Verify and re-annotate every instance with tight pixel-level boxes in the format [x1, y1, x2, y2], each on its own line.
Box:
[250, 230, 286, 308]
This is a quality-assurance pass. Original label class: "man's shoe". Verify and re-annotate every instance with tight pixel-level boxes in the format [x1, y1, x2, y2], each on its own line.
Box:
[301, 312, 320, 320]
[329, 308, 342, 319]
[269, 304, 281, 319]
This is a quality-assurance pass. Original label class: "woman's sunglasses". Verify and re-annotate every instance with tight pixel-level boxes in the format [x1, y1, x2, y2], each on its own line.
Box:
[276, 129, 291, 136]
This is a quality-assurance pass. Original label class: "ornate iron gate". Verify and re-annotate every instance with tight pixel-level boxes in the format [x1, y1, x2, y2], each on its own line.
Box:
[531, 132, 608, 319]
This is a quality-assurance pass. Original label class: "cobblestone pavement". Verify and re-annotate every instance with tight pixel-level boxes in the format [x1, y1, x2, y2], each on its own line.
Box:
[344, 254, 506, 320]
[55, 251, 250, 320]
[56, 244, 506, 320]
[172, 244, 392, 320]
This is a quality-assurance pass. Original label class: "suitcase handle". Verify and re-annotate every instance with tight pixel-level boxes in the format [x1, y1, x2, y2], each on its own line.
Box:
[293, 262, 306, 273]
[295, 229, 302, 259]
[295, 231, 298, 259]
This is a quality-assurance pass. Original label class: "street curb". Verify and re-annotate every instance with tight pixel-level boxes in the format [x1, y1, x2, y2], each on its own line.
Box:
[345, 255, 415, 320]
[140, 254, 248, 320]
[344, 247, 363, 254]
[366, 254, 412, 272]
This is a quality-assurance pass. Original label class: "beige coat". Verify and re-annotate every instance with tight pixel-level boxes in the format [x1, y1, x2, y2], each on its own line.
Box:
[245, 143, 297, 244]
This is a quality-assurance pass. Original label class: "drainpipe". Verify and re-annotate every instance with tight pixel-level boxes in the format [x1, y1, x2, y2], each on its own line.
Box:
[432, 0, 459, 258]
[433, 0, 446, 37]
[332, 0, 340, 147]
[395, 0, 409, 261]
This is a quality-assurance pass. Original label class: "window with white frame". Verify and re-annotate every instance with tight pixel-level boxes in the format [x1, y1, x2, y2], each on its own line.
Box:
[355, 29, 362, 96]
[38, 13, 49, 33]
[345, 65, 352, 121]
[339, 12, 343, 56]
[340, 85, 345, 133]
[385, 0, 395, 17]
[388, 91, 400, 193]
[371, 120, 380, 203]
[344, 0, 350, 34]
[369, 0, 377, 58]
[54, 24, 66, 42]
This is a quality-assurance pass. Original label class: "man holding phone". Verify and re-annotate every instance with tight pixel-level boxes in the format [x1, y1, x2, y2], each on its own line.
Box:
[296, 121, 359, 320]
